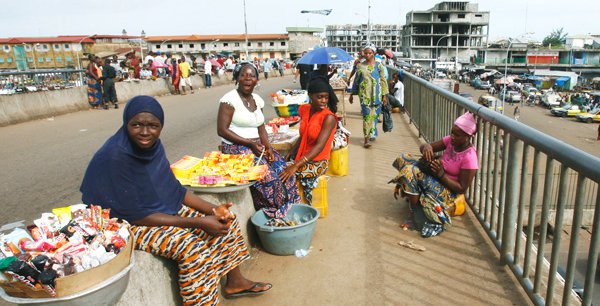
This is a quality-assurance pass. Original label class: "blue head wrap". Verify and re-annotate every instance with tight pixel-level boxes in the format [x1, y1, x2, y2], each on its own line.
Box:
[80, 96, 186, 222]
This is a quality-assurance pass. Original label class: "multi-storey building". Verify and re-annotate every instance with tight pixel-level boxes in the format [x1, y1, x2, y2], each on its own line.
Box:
[145, 34, 289, 61]
[402, 1, 489, 69]
[325, 24, 401, 54]
[286, 27, 323, 59]
[0, 35, 143, 71]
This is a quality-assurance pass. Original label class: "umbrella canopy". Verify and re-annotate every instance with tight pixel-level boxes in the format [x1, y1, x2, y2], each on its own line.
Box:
[209, 58, 222, 68]
[297, 47, 354, 65]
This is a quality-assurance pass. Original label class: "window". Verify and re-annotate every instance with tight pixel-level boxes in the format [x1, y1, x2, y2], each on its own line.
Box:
[42, 44, 48, 50]
[56, 57, 62, 62]
[269, 42, 274, 46]
[258, 42, 263, 47]
[64, 44, 70, 49]
[280, 41, 286, 46]
[0, 57, 4, 63]
[156, 44, 161, 49]
[53, 44, 61, 51]
[223, 43, 229, 47]
[38, 57, 43, 63]
[247, 42, 251, 46]
[235, 42, 240, 47]
[65, 57, 72, 62]
[24, 45, 31, 51]
[45, 57, 52, 62]
[7, 57, 13, 63]
[213, 43, 218, 48]
[189, 44, 194, 48]
[167, 44, 172, 49]
[201, 43, 206, 49]
[458, 14, 465, 18]
[178, 44, 183, 48]
[27, 57, 33, 63]
[2, 45, 10, 51]
[475, 14, 482, 17]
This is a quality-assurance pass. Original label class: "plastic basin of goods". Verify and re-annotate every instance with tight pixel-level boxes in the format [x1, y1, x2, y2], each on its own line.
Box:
[251, 204, 319, 255]
[0, 260, 134, 306]
[273, 104, 299, 117]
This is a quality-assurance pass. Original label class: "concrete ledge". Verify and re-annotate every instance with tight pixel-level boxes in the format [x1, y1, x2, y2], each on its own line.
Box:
[116, 188, 257, 306]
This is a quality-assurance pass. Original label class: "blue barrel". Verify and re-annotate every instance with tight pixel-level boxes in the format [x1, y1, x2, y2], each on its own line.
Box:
[251, 204, 319, 255]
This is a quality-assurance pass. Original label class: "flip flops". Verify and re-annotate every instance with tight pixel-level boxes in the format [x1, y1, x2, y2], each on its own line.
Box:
[223, 282, 272, 299]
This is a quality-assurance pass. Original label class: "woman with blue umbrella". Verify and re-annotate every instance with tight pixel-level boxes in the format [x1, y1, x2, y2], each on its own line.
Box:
[349, 44, 389, 148]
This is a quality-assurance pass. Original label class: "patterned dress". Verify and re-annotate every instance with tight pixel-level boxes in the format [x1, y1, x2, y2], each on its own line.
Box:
[352, 62, 389, 139]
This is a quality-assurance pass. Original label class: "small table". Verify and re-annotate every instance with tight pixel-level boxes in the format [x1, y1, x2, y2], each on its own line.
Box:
[269, 129, 300, 158]
[332, 87, 347, 125]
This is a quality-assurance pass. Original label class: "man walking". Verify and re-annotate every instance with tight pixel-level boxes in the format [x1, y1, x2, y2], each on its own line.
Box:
[262, 58, 271, 79]
[101, 58, 119, 109]
[178, 56, 194, 94]
[203, 55, 212, 88]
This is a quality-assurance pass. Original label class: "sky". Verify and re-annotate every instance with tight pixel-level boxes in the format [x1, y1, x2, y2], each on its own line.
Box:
[1, 0, 598, 42]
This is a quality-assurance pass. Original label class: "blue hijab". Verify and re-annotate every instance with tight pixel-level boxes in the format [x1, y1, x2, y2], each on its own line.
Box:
[80, 96, 186, 222]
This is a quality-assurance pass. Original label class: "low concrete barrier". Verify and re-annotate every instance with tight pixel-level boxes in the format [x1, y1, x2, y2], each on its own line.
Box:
[0, 69, 283, 127]
[116, 188, 257, 306]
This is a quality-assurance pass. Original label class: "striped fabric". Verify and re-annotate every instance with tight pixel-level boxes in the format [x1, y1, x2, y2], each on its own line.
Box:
[131, 205, 250, 306]
[296, 160, 328, 204]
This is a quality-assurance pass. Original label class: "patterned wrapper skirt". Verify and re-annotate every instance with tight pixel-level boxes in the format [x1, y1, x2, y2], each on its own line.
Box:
[221, 142, 300, 218]
[87, 78, 103, 106]
[131, 205, 250, 306]
[296, 160, 328, 204]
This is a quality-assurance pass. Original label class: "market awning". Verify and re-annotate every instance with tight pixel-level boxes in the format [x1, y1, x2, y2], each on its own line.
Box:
[555, 76, 571, 87]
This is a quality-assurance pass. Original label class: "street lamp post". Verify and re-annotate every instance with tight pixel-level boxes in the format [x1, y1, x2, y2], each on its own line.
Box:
[435, 34, 452, 69]
[501, 38, 513, 115]
[140, 30, 146, 61]
[243, 0, 249, 61]
[367, 0, 371, 44]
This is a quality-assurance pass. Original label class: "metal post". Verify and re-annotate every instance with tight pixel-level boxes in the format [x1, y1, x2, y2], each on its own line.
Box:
[367, 0, 371, 44]
[583, 188, 600, 305]
[500, 135, 522, 264]
[533, 158, 555, 294]
[243, 0, 249, 60]
[562, 174, 587, 305]
[502, 39, 512, 115]
[523, 149, 541, 279]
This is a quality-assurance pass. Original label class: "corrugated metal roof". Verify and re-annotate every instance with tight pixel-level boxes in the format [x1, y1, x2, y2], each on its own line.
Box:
[145, 33, 288, 42]
[0, 36, 95, 44]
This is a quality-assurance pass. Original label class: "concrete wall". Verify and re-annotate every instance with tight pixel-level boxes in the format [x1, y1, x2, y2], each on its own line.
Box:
[0, 70, 293, 127]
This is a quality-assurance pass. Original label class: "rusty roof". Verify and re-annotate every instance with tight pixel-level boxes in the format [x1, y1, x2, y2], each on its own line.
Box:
[145, 33, 288, 42]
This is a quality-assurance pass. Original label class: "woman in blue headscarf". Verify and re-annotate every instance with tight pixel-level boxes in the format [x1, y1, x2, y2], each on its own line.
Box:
[80, 96, 271, 305]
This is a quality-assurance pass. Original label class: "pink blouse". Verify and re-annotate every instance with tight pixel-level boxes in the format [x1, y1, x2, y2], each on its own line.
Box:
[441, 135, 479, 181]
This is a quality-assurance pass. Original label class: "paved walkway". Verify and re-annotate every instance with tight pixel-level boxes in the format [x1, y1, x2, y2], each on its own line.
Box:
[225, 99, 533, 306]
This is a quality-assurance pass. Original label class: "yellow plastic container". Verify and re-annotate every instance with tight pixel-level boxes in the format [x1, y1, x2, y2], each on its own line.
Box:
[297, 176, 328, 218]
[327, 146, 348, 177]
[448, 194, 466, 216]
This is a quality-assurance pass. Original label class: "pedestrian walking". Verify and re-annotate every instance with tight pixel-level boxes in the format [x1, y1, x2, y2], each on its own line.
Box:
[514, 106, 520, 121]
[178, 56, 194, 94]
[101, 58, 119, 109]
[86, 55, 103, 109]
[262, 58, 271, 79]
[203, 55, 212, 88]
[277, 59, 285, 77]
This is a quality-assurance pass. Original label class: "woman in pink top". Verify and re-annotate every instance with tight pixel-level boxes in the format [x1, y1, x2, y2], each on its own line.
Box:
[390, 112, 478, 237]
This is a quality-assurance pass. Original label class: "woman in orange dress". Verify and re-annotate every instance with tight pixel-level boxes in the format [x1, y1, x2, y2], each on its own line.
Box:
[280, 76, 338, 203]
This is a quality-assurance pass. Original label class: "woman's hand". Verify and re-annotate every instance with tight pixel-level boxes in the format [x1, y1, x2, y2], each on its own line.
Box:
[251, 143, 265, 157]
[420, 143, 434, 162]
[382, 94, 388, 106]
[264, 146, 275, 163]
[279, 163, 298, 182]
[198, 216, 230, 237]
[212, 203, 235, 226]
[429, 159, 445, 178]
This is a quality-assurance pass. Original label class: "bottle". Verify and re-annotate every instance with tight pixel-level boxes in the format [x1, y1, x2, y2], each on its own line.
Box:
[434, 203, 447, 224]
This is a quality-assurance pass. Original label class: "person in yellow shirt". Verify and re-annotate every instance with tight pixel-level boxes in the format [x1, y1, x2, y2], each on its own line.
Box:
[178, 56, 194, 95]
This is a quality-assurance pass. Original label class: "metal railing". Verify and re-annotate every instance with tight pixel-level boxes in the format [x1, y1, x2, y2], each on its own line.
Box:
[397, 68, 600, 306]
[0, 69, 85, 95]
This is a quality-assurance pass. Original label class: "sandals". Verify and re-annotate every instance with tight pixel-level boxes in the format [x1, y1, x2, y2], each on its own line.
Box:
[223, 282, 272, 299]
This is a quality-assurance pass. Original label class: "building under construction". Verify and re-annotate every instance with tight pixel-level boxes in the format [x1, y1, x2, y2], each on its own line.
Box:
[402, 1, 489, 69]
[325, 24, 401, 54]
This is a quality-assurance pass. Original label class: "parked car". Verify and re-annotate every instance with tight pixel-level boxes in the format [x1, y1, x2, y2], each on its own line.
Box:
[499, 90, 522, 102]
[522, 87, 541, 98]
[551, 104, 582, 117]
[458, 92, 474, 101]
[541, 93, 562, 108]
[575, 108, 600, 123]
[478, 95, 503, 112]
[471, 78, 491, 90]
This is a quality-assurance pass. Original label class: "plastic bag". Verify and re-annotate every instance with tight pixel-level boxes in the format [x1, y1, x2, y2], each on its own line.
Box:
[382, 102, 393, 133]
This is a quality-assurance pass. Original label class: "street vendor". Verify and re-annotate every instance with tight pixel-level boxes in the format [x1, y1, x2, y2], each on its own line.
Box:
[217, 62, 300, 218]
[280, 76, 337, 204]
[80, 96, 271, 305]
[389, 112, 479, 238]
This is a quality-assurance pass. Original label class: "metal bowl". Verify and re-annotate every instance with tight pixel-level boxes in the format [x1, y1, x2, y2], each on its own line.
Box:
[0, 259, 134, 306]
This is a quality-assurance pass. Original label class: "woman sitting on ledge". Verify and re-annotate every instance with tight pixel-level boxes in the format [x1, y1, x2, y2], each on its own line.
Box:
[80, 96, 271, 305]
[390, 112, 479, 238]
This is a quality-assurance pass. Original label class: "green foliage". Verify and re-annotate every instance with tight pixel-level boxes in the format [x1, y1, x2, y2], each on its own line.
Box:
[542, 28, 568, 48]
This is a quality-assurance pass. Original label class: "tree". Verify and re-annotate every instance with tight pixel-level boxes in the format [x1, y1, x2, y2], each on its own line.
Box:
[542, 28, 568, 48]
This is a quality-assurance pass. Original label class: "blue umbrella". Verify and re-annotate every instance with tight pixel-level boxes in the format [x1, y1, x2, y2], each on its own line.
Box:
[297, 47, 354, 65]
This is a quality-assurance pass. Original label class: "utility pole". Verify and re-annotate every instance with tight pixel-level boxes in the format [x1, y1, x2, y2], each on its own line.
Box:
[243, 0, 249, 60]
[455, 31, 459, 74]
[367, 0, 371, 44]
